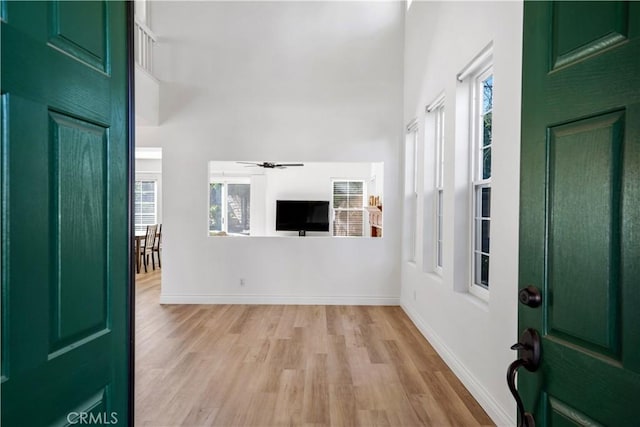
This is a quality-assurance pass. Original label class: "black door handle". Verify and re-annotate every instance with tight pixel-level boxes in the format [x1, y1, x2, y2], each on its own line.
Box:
[519, 285, 542, 308]
[507, 328, 541, 427]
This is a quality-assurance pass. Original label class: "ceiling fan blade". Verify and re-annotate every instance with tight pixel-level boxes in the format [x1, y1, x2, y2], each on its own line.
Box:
[234, 161, 303, 168]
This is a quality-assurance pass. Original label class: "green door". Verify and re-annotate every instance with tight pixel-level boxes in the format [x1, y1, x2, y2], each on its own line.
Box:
[518, 1, 640, 425]
[1, 1, 131, 425]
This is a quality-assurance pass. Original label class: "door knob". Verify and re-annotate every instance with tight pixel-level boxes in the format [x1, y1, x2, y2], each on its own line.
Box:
[507, 328, 541, 427]
[519, 285, 542, 308]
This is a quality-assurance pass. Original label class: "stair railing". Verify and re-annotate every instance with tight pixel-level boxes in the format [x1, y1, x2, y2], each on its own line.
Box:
[135, 19, 157, 74]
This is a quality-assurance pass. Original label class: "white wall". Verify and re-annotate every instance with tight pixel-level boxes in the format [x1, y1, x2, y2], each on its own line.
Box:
[402, 2, 522, 425]
[136, 1, 404, 305]
[370, 161, 384, 203]
[135, 65, 160, 126]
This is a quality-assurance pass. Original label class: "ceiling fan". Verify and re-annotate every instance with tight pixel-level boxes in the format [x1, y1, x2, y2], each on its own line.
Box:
[237, 161, 304, 169]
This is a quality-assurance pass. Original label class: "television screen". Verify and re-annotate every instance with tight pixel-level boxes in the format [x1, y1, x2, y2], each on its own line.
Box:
[276, 200, 330, 232]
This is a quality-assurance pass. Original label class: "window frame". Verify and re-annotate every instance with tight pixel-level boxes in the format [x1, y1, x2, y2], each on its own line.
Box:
[208, 177, 251, 236]
[134, 179, 157, 234]
[432, 101, 445, 274]
[469, 63, 493, 298]
[405, 121, 419, 263]
[331, 179, 366, 238]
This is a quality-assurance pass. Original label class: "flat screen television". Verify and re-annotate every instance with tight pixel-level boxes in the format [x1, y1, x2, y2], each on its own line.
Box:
[276, 200, 330, 234]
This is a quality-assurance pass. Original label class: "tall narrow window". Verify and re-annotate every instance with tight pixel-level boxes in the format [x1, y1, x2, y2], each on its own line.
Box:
[434, 103, 445, 271]
[406, 121, 419, 262]
[472, 68, 493, 289]
[134, 180, 157, 233]
[332, 180, 365, 237]
[209, 179, 251, 235]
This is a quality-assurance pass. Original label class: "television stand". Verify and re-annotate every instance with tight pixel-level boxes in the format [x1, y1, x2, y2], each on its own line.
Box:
[299, 230, 306, 237]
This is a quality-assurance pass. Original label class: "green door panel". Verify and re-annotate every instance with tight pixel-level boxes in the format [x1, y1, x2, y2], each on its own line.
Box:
[1, 1, 130, 426]
[551, 1, 629, 68]
[519, 1, 640, 426]
[547, 111, 624, 357]
[49, 111, 109, 353]
[50, 1, 108, 72]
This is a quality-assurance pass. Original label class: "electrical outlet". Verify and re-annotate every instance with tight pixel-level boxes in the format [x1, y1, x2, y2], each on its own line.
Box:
[240, 278, 246, 287]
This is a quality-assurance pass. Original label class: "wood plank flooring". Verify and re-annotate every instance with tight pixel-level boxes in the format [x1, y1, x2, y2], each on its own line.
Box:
[135, 269, 493, 426]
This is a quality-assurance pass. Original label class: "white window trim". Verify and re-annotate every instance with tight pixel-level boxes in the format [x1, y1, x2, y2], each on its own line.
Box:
[208, 177, 251, 236]
[472, 66, 493, 184]
[134, 179, 158, 233]
[424, 91, 445, 276]
[406, 120, 419, 263]
[330, 178, 366, 238]
[457, 41, 493, 82]
[433, 101, 445, 275]
[466, 58, 493, 301]
[471, 66, 493, 296]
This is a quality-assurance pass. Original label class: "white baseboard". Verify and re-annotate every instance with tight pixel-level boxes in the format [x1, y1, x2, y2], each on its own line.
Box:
[401, 301, 514, 427]
[159, 293, 400, 306]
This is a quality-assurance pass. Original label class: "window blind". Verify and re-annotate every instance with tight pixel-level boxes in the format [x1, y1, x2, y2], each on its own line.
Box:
[332, 180, 364, 237]
[134, 180, 157, 233]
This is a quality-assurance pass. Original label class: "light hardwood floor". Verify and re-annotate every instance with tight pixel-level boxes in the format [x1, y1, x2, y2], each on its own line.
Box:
[135, 268, 494, 426]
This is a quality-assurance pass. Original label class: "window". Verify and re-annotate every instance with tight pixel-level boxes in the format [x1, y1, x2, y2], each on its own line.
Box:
[135, 180, 157, 233]
[209, 178, 251, 235]
[332, 180, 364, 237]
[471, 67, 493, 289]
[433, 102, 445, 271]
[423, 94, 444, 273]
[406, 121, 419, 262]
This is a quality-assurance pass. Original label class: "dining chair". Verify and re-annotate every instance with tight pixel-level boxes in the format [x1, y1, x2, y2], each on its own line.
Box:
[141, 224, 158, 273]
[152, 224, 162, 269]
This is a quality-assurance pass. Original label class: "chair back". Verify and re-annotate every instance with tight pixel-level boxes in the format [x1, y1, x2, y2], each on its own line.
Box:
[154, 224, 162, 250]
[144, 224, 157, 250]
